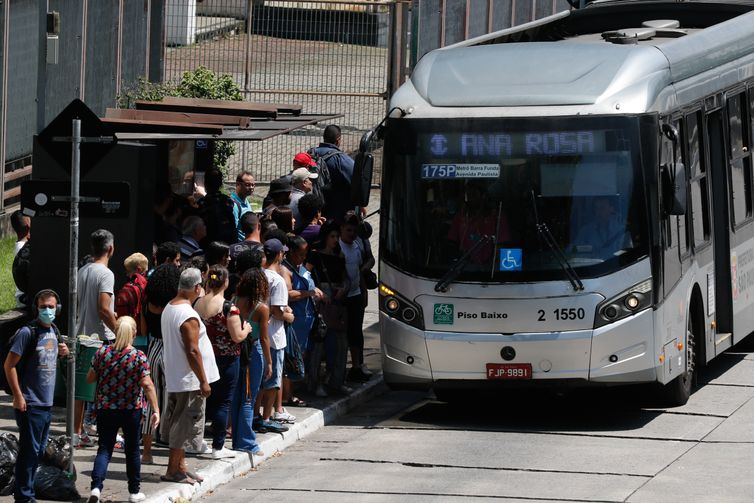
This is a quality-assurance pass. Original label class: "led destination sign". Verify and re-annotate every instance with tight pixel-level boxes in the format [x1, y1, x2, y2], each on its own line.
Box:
[423, 130, 611, 158]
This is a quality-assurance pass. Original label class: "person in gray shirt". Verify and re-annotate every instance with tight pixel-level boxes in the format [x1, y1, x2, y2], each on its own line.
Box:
[74, 229, 118, 448]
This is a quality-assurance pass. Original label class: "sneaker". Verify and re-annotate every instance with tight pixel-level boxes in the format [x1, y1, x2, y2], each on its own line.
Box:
[212, 447, 236, 459]
[252, 418, 268, 433]
[88, 488, 100, 503]
[128, 493, 146, 503]
[114, 433, 125, 452]
[360, 364, 373, 377]
[83, 423, 98, 436]
[74, 432, 96, 448]
[185, 440, 211, 455]
[347, 367, 371, 383]
[273, 408, 296, 423]
[328, 384, 353, 395]
[251, 447, 265, 457]
[315, 384, 328, 398]
[261, 420, 289, 433]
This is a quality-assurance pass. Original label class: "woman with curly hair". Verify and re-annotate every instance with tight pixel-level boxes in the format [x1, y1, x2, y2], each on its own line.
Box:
[139, 263, 179, 464]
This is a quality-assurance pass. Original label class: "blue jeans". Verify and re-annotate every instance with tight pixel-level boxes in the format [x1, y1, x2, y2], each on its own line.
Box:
[91, 409, 142, 495]
[14, 406, 52, 502]
[207, 355, 240, 450]
[231, 340, 263, 452]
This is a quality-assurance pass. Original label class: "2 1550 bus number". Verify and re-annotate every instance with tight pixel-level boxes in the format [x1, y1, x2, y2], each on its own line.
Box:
[537, 308, 586, 322]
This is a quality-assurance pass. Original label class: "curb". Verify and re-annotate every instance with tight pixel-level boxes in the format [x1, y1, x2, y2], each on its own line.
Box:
[144, 374, 386, 503]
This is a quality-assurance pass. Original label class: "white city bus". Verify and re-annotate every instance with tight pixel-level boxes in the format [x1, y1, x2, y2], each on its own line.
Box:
[366, 0, 754, 405]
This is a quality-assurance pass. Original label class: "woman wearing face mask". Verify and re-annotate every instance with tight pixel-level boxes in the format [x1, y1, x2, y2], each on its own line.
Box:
[86, 316, 159, 503]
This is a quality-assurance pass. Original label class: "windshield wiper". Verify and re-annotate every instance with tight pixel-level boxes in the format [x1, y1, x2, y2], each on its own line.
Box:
[435, 234, 493, 293]
[530, 191, 584, 292]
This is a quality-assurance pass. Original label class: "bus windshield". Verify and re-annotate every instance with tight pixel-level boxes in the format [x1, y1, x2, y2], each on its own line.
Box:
[381, 116, 650, 282]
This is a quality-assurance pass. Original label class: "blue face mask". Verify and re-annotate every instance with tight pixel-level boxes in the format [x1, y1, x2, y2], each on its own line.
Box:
[38, 307, 56, 325]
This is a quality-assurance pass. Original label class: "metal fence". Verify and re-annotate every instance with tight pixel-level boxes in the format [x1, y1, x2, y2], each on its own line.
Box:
[412, 0, 572, 62]
[163, 0, 404, 184]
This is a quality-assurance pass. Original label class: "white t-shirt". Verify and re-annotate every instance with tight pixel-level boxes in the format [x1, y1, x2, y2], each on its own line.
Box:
[339, 238, 364, 298]
[264, 268, 288, 350]
[161, 301, 220, 393]
[76, 262, 115, 341]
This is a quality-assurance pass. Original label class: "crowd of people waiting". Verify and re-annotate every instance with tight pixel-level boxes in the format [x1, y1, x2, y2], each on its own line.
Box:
[3, 125, 378, 503]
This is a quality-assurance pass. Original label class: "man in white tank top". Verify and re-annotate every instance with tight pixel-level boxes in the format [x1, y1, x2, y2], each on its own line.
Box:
[160, 268, 219, 485]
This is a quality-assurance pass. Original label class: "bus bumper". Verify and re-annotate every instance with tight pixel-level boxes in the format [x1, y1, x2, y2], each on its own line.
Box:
[381, 309, 657, 389]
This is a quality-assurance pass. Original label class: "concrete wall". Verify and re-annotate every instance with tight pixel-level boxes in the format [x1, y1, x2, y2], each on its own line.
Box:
[2, 0, 154, 167]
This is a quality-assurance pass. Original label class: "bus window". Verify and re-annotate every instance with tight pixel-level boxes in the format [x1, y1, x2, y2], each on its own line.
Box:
[686, 111, 710, 248]
[727, 92, 752, 225]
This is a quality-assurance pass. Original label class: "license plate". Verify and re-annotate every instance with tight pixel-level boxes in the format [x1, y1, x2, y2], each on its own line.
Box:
[486, 363, 532, 380]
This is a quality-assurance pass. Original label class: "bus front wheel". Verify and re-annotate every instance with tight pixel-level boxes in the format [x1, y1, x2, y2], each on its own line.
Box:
[659, 314, 697, 407]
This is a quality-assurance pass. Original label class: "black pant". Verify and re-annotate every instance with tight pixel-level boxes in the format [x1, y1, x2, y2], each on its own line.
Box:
[345, 294, 365, 364]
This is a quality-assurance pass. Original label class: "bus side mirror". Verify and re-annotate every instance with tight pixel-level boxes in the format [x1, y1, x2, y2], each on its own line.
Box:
[662, 162, 687, 215]
[351, 151, 373, 207]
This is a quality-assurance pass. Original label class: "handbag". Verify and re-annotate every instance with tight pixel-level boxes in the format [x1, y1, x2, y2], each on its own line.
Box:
[319, 302, 347, 331]
[359, 237, 378, 290]
[283, 323, 305, 382]
[310, 312, 328, 343]
[362, 270, 378, 290]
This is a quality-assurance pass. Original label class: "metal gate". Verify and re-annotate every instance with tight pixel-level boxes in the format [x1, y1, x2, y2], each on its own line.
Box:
[163, 0, 407, 184]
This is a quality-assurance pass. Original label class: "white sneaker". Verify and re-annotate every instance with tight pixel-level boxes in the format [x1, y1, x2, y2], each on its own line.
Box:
[83, 423, 97, 436]
[128, 493, 146, 503]
[212, 447, 236, 459]
[185, 440, 210, 455]
[273, 408, 296, 423]
[88, 488, 100, 503]
[360, 364, 373, 376]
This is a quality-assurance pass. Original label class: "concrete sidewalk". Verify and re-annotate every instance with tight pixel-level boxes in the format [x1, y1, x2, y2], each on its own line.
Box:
[0, 296, 383, 503]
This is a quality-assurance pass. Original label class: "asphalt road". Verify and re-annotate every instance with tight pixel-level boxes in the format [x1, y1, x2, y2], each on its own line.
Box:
[200, 339, 754, 503]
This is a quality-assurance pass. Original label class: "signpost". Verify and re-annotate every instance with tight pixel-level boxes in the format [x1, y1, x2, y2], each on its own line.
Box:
[65, 119, 81, 472]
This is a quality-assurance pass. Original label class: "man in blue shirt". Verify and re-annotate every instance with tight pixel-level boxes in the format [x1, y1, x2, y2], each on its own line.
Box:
[311, 125, 356, 221]
[231, 171, 255, 242]
[4, 290, 69, 503]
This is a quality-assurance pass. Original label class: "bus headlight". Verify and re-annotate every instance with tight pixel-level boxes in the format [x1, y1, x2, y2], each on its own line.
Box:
[594, 279, 652, 329]
[385, 298, 400, 313]
[379, 283, 424, 330]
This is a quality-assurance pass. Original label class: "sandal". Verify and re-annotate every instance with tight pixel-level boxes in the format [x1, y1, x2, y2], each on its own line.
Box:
[160, 472, 196, 485]
[141, 455, 154, 465]
[284, 397, 308, 407]
[186, 471, 204, 483]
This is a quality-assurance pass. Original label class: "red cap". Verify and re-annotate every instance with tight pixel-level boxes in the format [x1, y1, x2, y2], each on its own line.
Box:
[293, 152, 317, 167]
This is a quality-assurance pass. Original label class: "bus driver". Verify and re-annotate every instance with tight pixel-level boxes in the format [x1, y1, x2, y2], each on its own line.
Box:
[573, 196, 632, 258]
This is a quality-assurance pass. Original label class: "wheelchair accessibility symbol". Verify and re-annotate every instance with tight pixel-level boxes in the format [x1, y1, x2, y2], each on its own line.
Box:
[499, 248, 523, 271]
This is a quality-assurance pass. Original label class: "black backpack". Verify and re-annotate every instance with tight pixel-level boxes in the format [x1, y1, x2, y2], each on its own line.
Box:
[307, 148, 340, 194]
[12, 240, 31, 305]
[0, 320, 62, 395]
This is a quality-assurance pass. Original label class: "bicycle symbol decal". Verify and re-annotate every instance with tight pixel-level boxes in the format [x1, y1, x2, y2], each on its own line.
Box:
[499, 248, 523, 272]
[433, 303, 454, 325]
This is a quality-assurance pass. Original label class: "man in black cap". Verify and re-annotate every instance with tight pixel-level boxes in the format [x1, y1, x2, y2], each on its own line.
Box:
[262, 177, 292, 218]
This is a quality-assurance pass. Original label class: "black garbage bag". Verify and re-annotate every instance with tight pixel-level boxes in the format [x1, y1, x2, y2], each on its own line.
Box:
[34, 465, 80, 501]
[0, 433, 19, 496]
[42, 435, 73, 473]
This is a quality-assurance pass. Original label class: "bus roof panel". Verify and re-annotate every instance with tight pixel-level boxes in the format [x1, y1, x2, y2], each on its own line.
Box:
[417, 43, 667, 107]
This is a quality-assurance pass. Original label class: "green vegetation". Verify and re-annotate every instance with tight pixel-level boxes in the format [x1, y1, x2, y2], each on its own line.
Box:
[0, 237, 18, 314]
[117, 67, 243, 173]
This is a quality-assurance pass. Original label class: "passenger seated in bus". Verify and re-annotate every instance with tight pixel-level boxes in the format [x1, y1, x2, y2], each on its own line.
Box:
[447, 184, 510, 264]
[573, 196, 632, 258]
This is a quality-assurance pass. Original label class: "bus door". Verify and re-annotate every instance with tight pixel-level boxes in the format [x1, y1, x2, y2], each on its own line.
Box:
[707, 108, 734, 351]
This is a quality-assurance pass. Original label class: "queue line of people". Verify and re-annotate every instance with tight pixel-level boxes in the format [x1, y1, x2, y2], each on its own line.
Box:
[3, 124, 377, 503]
